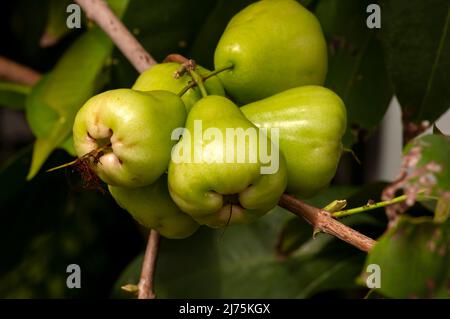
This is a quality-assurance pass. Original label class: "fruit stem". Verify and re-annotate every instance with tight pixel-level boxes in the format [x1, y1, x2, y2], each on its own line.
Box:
[343, 147, 361, 165]
[203, 63, 233, 80]
[331, 192, 438, 218]
[188, 68, 208, 98]
[177, 64, 233, 98]
[46, 143, 112, 172]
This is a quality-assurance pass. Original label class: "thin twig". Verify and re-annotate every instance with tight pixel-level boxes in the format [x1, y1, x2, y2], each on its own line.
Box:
[0, 56, 41, 86]
[138, 230, 160, 299]
[279, 194, 376, 252]
[74, 0, 156, 73]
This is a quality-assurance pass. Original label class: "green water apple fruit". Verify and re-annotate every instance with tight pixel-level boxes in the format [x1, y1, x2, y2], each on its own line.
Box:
[132, 62, 225, 112]
[168, 95, 288, 227]
[73, 88, 186, 188]
[109, 175, 199, 239]
[241, 86, 346, 198]
[214, 0, 327, 104]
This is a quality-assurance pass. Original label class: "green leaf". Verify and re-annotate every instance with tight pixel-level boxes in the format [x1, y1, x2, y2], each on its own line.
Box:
[0, 81, 31, 110]
[315, 0, 392, 146]
[379, 0, 450, 123]
[25, 0, 130, 180]
[364, 217, 450, 298]
[113, 209, 365, 298]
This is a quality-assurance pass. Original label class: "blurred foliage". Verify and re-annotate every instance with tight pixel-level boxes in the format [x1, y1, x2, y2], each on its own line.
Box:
[0, 82, 30, 110]
[0, 0, 449, 299]
[0, 148, 143, 298]
[114, 209, 366, 298]
[315, 0, 392, 146]
[379, 0, 449, 124]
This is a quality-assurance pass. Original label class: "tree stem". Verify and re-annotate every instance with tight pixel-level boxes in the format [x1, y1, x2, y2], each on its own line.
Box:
[279, 194, 376, 252]
[138, 230, 160, 299]
[74, 0, 156, 72]
[0, 56, 41, 86]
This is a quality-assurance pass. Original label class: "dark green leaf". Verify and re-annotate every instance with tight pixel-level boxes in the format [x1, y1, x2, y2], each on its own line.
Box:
[364, 216, 450, 298]
[379, 0, 450, 123]
[113, 209, 365, 298]
[315, 0, 392, 146]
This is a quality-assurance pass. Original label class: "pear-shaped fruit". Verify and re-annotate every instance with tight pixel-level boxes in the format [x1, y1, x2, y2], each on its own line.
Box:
[168, 95, 288, 227]
[241, 86, 347, 198]
[109, 175, 199, 239]
[214, 0, 327, 105]
[132, 62, 225, 112]
[73, 89, 186, 188]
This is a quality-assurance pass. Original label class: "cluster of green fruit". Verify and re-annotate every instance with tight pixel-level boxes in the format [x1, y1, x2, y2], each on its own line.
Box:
[72, 0, 347, 239]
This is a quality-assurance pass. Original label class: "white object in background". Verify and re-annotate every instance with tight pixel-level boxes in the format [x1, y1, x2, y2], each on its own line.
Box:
[373, 97, 450, 182]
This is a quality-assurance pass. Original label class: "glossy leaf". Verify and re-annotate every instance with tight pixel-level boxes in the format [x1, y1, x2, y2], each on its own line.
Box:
[379, 0, 450, 123]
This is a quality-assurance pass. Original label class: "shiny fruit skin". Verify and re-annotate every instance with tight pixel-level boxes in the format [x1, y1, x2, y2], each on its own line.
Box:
[241, 86, 346, 198]
[109, 175, 199, 239]
[132, 62, 225, 112]
[168, 95, 287, 227]
[214, 0, 327, 105]
[73, 89, 186, 188]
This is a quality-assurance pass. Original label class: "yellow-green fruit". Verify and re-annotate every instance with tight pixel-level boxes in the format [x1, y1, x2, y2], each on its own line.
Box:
[168, 95, 288, 228]
[109, 175, 199, 239]
[73, 89, 186, 188]
[214, 0, 327, 105]
[241, 86, 346, 198]
[132, 62, 225, 112]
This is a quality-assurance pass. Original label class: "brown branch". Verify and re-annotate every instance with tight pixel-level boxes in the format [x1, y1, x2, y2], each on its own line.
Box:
[74, 0, 156, 73]
[279, 194, 376, 252]
[138, 230, 160, 299]
[0, 56, 41, 86]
